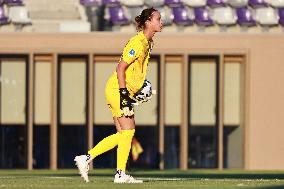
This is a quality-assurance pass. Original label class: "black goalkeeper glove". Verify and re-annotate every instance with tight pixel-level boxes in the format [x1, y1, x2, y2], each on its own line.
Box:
[119, 88, 135, 117]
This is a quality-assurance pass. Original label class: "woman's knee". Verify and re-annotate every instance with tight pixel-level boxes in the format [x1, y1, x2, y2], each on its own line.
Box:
[117, 116, 135, 130]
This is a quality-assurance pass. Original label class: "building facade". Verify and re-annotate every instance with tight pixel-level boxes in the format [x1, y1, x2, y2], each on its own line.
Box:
[0, 33, 283, 170]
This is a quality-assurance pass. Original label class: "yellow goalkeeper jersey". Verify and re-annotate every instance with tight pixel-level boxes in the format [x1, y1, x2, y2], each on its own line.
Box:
[106, 31, 152, 96]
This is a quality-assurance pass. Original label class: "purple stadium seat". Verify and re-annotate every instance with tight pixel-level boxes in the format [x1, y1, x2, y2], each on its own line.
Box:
[165, 0, 183, 7]
[80, 0, 101, 6]
[108, 6, 129, 25]
[278, 8, 284, 25]
[102, 0, 120, 7]
[248, 0, 268, 8]
[4, 0, 23, 6]
[172, 6, 194, 25]
[194, 7, 214, 26]
[236, 7, 256, 26]
[0, 5, 9, 25]
[207, 0, 227, 7]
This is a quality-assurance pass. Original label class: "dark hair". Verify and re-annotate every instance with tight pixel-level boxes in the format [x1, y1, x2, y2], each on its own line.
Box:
[135, 7, 158, 30]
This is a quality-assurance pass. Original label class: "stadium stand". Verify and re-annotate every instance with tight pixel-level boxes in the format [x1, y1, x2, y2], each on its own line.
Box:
[80, 0, 101, 7]
[227, 0, 248, 8]
[279, 8, 284, 25]
[194, 7, 214, 26]
[144, 0, 164, 7]
[120, 0, 144, 7]
[156, 6, 173, 26]
[183, 0, 207, 7]
[172, 5, 194, 26]
[0, 5, 9, 25]
[25, 0, 90, 32]
[248, 0, 268, 8]
[87, 0, 283, 32]
[8, 5, 31, 31]
[212, 7, 237, 25]
[0, 0, 283, 33]
[254, 7, 279, 26]
[207, 0, 227, 8]
[165, 0, 183, 7]
[4, 0, 23, 6]
[102, 0, 120, 7]
[266, 0, 284, 8]
[126, 6, 145, 23]
[236, 7, 256, 27]
[105, 5, 129, 25]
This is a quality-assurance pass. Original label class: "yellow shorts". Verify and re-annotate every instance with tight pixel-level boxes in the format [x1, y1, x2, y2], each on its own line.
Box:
[105, 84, 122, 118]
[105, 75, 136, 118]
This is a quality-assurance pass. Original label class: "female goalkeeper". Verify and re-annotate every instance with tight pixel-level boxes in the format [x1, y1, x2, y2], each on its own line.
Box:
[74, 7, 163, 183]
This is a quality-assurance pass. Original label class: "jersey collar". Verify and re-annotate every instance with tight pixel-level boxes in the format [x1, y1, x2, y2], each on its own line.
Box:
[138, 31, 152, 48]
[138, 31, 149, 43]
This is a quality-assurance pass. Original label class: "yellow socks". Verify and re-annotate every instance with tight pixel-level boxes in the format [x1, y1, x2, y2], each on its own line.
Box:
[87, 129, 135, 172]
[117, 129, 135, 171]
[88, 132, 121, 159]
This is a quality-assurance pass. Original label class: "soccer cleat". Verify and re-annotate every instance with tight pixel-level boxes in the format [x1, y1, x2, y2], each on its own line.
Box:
[74, 155, 90, 183]
[114, 170, 143, 184]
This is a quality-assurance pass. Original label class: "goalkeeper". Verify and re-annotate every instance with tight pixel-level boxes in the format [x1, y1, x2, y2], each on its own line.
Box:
[74, 7, 163, 183]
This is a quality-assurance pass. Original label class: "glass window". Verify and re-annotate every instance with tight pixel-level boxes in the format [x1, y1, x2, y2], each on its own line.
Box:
[60, 58, 86, 125]
[35, 62, 51, 124]
[223, 56, 245, 169]
[188, 56, 218, 168]
[57, 55, 88, 168]
[1, 59, 26, 124]
[0, 55, 28, 168]
[94, 58, 117, 125]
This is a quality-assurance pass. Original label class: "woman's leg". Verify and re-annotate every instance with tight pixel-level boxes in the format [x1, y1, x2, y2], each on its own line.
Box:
[114, 116, 142, 183]
[75, 117, 122, 183]
[116, 116, 135, 172]
[113, 117, 122, 132]
[87, 117, 122, 163]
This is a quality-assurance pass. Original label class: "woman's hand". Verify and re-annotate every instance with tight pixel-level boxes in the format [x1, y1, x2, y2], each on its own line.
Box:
[119, 88, 135, 117]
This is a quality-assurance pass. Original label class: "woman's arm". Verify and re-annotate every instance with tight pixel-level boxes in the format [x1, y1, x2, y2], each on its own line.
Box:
[116, 60, 134, 117]
[116, 60, 129, 88]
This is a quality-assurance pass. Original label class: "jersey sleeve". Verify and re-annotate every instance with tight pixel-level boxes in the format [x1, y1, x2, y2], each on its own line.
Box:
[121, 39, 142, 64]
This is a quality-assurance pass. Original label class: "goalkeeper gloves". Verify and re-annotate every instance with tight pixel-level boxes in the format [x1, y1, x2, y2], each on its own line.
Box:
[119, 88, 135, 117]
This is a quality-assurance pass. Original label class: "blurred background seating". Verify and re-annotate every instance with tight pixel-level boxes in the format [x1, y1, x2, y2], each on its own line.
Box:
[0, 0, 283, 33]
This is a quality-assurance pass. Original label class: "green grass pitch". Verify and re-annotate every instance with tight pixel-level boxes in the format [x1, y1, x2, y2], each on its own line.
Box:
[1, 169, 284, 189]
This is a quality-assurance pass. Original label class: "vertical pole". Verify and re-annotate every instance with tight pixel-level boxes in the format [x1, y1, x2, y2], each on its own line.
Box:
[50, 54, 58, 170]
[88, 53, 94, 169]
[243, 53, 250, 170]
[180, 54, 188, 170]
[159, 54, 165, 170]
[218, 54, 224, 170]
[27, 53, 34, 170]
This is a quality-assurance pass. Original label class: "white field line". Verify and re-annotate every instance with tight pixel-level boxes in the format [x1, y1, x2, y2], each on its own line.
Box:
[0, 176, 71, 179]
[139, 177, 184, 181]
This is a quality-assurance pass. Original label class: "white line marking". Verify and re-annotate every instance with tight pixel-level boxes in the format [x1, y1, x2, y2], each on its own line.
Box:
[0, 176, 71, 179]
[141, 177, 184, 181]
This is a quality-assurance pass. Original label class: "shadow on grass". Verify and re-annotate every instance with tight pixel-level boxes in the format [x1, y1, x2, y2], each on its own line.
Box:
[30, 173, 284, 180]
[4, 170, 284, 180]
[129, 173, 284, 180]
[258, 185, 284, 189]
